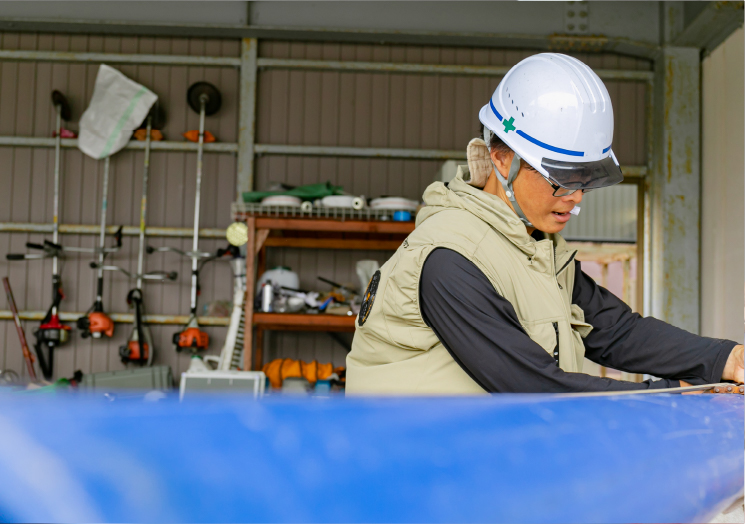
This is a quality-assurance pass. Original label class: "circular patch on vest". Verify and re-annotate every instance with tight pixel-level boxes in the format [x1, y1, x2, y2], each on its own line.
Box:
[358, 270, 381, 327]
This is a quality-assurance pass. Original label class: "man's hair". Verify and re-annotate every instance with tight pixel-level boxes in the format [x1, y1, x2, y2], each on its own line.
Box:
[480, 123, 512, 155]
[479, 123, 537, 172]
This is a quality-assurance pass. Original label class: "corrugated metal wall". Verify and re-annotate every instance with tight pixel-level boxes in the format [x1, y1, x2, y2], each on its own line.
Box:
[0, 33, 651, 380]
[701, 28, 744, 342]
[0, 33, 240, 380]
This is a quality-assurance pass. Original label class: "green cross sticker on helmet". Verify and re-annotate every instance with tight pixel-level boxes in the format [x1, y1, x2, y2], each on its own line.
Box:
[502, 116, 516, 133]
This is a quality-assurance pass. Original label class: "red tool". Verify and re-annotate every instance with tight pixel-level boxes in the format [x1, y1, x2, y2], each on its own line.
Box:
[2, 277, 38, 381]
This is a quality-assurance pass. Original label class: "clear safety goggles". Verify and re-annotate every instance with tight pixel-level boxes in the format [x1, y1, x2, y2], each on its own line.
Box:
[540, 156, 624, 197]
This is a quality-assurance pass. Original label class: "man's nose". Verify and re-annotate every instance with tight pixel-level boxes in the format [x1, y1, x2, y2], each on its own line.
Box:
[563, 190, 583, 205]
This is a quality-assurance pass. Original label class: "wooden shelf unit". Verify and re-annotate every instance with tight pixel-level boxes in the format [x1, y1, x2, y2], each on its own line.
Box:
[243, 216, 414, 370]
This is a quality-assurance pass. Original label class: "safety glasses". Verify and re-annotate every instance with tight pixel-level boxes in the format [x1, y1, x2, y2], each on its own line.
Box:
[543, 177, 594, 197]
[540, 155, 624, 197]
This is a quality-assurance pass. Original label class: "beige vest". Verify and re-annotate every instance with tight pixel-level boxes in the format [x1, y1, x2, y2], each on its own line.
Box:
[346, 168, 593, 395]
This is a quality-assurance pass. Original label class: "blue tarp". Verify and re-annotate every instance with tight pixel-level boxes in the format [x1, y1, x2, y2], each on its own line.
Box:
[0, 393, 742, 523]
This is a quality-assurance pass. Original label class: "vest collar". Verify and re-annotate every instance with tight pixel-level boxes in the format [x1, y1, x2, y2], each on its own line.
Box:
[419, 166, 573, 266]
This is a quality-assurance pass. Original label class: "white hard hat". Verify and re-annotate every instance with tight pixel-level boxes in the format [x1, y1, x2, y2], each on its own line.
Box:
[478, 53, 623, 226]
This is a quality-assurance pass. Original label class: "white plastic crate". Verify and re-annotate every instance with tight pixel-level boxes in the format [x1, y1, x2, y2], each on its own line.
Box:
[179, 370, 266, 400]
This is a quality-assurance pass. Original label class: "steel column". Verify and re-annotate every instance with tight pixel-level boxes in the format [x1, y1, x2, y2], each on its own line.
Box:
[237, 38, 258, 197]
[650, 46, 701, 332]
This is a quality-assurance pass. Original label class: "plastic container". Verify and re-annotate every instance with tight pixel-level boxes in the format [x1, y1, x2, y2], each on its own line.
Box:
[393, 210, 412, 221]
[258, 267, 299, 290]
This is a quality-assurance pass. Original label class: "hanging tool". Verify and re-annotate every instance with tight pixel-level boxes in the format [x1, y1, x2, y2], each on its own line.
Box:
[107, 108, 177, 365]
[2, 277, 38, 382]
[75, 159, 123, 339]
[5, 91, 74, 380]
[150, 82, 222, 353]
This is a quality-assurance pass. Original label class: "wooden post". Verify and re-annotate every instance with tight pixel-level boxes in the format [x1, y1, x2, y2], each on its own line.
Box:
[243, 216, 256, 371]
[600, 263, 609, 289]
[622, 259, 631, 306]
[255, 329, 264, 371]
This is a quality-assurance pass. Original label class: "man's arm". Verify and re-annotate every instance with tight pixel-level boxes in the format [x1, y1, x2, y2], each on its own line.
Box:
[573, 260, 738, 385]
[419, 248, 679, 393]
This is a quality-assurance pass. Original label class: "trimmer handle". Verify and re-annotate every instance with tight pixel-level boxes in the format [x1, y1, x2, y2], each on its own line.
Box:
[6, 254, 26, 260]
[113, 226, 123, 248]
[26, 242, 45, 250]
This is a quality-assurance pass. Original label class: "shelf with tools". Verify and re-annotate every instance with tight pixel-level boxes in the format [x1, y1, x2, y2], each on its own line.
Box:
[242, 216, 415, 370]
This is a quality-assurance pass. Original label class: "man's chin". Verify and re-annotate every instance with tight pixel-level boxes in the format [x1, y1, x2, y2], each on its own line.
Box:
[537, 218, 568, 235]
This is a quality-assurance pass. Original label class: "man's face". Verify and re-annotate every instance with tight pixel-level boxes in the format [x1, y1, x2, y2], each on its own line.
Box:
[512, 165, 583, 234]
[490, 149, 583, 234]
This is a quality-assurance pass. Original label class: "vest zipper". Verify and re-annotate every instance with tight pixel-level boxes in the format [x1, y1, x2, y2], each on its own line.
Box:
[550, 243, 573, 370]
[556, 251, 577, 279]
[552, 321, 560, 366]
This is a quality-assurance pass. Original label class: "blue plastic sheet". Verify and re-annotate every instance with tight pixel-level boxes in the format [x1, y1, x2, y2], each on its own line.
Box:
[0, 393, 741, 523]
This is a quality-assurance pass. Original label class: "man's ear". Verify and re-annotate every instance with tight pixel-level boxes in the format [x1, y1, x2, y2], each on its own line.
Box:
[490, 149, 512, 180]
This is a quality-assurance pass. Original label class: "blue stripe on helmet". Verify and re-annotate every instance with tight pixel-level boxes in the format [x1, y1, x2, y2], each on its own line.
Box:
[489, 97, 584, 157]
[516, 130, 584, 157]
[489, 98, 503, 121]
[602, 145, 611, 154]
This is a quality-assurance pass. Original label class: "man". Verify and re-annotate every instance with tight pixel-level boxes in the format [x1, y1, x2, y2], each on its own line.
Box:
[347, 53, 743, 394]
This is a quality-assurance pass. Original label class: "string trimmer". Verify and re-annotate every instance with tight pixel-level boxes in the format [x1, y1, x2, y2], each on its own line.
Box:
[5, 91, 75, 379]
[94, 106, 177, 364]
[150, 82, 222, 354]
[76, 153, 123, 339]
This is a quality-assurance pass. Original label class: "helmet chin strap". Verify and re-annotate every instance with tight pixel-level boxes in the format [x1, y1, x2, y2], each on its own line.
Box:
[485, 128, 533, 228]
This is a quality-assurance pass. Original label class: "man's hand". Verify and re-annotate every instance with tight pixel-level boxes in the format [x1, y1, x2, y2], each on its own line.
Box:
[722, 345, 744, 383]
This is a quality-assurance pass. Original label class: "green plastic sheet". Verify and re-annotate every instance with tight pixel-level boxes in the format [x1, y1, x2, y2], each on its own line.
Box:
[242, 182, 345, 203]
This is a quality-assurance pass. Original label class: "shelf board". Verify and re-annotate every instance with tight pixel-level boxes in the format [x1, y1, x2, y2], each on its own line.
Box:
[263, 237, 403, 250]
[253, 312, 357, 332]
[254, 217, 415, 234]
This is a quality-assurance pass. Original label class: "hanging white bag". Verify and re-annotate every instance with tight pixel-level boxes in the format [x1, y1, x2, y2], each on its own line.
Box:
[77, 64, 157, 159]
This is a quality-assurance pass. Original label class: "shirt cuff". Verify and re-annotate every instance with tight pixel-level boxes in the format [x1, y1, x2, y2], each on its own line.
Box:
[709, 340, 739, 383]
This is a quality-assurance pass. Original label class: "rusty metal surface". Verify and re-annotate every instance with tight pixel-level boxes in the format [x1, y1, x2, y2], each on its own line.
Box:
[237, 38, 258, 195]
[650, 46, 701, 333]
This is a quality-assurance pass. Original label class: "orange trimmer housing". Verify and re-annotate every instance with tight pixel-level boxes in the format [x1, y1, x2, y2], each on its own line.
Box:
[87, 311, 115, 338]
[121, 340, 149, 362]
[175, 327, 209, 351]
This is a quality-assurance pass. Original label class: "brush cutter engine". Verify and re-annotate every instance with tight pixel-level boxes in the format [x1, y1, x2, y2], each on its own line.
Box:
[77, 310, 115, 339]
[37, 314, 71, 346]
[120, 289, 151, 365]
[174, 325, 209, 352]
[121, 339, 149, 362]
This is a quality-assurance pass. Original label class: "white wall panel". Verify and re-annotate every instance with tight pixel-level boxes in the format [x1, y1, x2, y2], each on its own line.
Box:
[701, 28, 744, 342]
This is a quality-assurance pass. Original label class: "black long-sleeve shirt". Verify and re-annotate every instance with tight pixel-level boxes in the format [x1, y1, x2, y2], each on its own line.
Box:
[419, 248, 737, 393]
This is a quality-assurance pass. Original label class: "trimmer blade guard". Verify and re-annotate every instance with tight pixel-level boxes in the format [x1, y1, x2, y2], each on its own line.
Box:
[187, 82, 222, 116]
[51, 90, 72, 121]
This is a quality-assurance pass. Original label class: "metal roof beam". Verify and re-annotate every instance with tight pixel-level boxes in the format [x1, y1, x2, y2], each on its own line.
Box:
[0, 17, 660, 60]
[672, 1, 744, 55]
